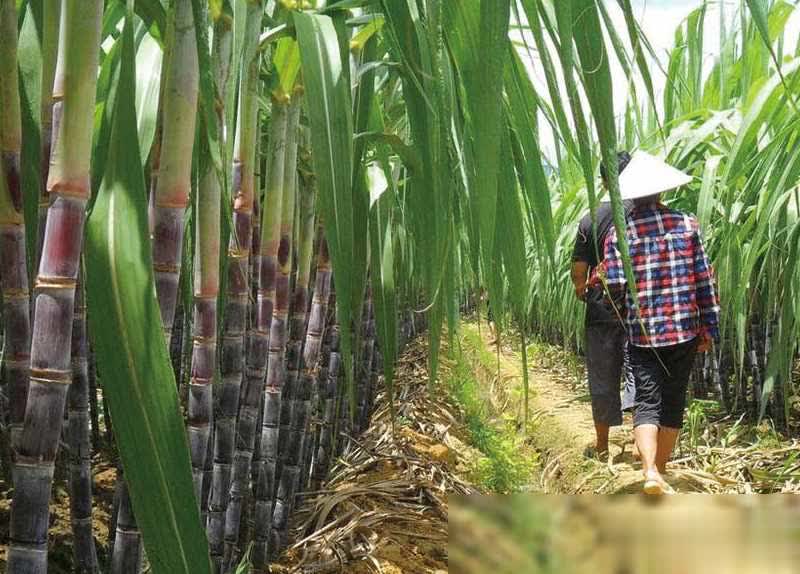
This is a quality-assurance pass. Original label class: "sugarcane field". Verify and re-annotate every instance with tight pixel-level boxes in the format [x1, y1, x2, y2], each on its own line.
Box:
[1, 0, 800, 572]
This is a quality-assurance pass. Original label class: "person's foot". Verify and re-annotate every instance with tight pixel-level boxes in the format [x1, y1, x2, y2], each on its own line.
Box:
[642, 471, 675, 495]
[584, 444, 609, 462]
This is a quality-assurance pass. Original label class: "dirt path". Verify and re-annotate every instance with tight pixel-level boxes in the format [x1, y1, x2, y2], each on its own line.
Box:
[458, 322, 743, 494]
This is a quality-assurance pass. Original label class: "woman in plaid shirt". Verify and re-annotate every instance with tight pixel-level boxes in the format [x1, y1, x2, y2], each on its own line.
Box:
[599, 152, 721, 495]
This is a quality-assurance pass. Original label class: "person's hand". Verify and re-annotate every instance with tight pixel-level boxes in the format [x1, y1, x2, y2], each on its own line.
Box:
[696, 332, 713, 353]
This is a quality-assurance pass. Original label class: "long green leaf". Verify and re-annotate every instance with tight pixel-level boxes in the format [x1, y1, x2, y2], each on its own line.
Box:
[295, 10, 356, 406]
[85, 7, 211, 573]
[571, 0, 640, 315]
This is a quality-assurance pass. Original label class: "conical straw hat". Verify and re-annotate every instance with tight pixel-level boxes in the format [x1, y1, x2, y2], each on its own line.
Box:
[613, 151, 693, 200]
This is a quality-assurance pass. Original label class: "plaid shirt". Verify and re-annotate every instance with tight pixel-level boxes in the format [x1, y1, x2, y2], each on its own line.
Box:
[600, 203, 720, 348]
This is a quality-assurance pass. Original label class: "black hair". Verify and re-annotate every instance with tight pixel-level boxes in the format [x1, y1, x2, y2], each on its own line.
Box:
[600, 151, 632, 184]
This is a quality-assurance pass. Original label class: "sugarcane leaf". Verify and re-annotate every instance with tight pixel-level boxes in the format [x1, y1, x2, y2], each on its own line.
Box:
[505, 47, 554, 257]
[571, 0, 639, 310]
[725, 57, 800, 183]
[354, 132, 422, 174]
[518, 0, 577, 158]
[134, 31, 163, 168]
[496, 128, 527, 315]
[348, 23, 378, 381]
[551, 0, 601, 266]
[272, 36, 301, 98]
[697, 155, 722, 231]
[368, 163, 397, 418]
[380, 0, 447, 384]
[85, 8, 211, 574]
[16, 0, 43, 270]
[470, 0, 509, 295]
[295, 10, 356, 405]
[134, 0, 167, 42]
[350, 15, 384, 51]
[191, 0, 222, 172]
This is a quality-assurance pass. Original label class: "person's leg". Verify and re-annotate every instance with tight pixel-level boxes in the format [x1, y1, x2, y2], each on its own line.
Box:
[656, 339, 699, 473]
[594, 423, 610, 453]
[630, 344, 670, 490]
[585, 324, 624, 455]
[656, 427, 680, 474]
[634, 423, 659, 474]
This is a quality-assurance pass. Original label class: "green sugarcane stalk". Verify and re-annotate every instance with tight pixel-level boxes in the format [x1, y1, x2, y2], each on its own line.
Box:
[219, 4, 266, 568]
[150, 0, 199, 340]
[8, 3, 102, 571]
[249, 89, 300, 571]
[66, 264, 98, 573]
[0, 0, 31, 459]
[36, 0, 62, 271]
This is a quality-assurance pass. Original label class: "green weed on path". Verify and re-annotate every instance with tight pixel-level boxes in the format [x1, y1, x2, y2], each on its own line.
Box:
[442, 344, 537, 493]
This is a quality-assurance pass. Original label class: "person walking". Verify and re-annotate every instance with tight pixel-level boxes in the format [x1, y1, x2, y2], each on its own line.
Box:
[600, 151, 720, 495]
[571, 151, 637, 460]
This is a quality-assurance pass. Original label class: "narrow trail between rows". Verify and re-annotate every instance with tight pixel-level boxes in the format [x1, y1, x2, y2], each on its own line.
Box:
[460, 321, 800, 495]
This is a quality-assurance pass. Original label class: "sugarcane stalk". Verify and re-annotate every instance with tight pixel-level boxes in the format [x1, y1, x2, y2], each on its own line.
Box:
[150, 0, 199, 340]
[36, 0, 62, 271]
[218, 4, 265, 568]
[0, 0, 31, 457]
[314, 315, 341, 488]
[269, 161, 320, 554]
[305, 305, 332, 491]
[249, 129, 265, 489]
[272, 171, 309, 492]
[66, 263, 98, 572]
[110, 474, 142, 574]
[310, 288, 337, 488]
[187, 159, 221, 513]
[107, 469, 120, 560]
[250, 89, 302, 568]
[203, 9, 237, 572]
[8, 3, 102, 571]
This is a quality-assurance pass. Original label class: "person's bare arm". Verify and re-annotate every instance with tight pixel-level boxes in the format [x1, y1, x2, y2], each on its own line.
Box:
[571, 261, 589, 301]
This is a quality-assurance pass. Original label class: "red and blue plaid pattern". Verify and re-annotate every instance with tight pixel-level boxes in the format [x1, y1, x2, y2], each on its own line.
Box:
[600, 203, 720, 348]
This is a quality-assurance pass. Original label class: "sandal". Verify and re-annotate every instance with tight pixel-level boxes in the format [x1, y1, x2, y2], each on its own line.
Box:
[643, 473, 676, 495]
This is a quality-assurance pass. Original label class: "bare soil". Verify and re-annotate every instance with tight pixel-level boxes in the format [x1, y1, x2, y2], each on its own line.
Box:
[0, 455, 117, 572]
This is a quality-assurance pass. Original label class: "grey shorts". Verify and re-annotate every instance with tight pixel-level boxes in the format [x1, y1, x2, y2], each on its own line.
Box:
[586, 323, 635, 427]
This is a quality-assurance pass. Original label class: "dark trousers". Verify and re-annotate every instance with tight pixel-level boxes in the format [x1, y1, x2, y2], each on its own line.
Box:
[629, 338, 699, 429]
[586, 322, 635, 427]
